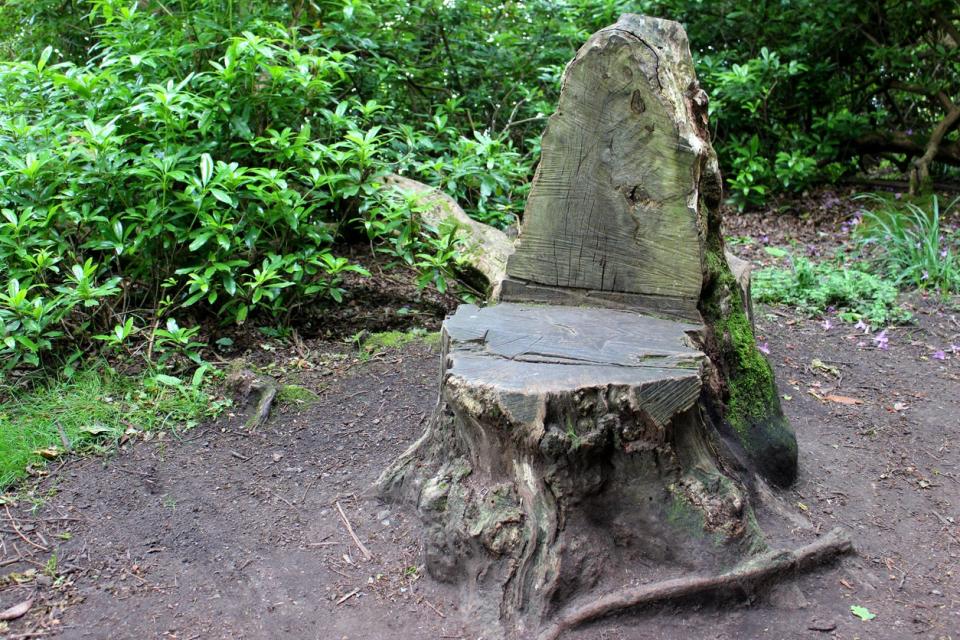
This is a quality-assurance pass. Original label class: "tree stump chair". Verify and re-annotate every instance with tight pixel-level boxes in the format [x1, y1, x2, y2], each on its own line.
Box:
[379, 15, 830, 639]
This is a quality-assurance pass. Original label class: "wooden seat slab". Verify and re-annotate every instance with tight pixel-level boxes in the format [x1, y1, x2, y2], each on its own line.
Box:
[442, 302, 706, 429]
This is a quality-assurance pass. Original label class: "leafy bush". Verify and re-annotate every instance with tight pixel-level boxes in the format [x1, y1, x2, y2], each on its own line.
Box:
[753, 255, 911, 326]
[4, 0, 959, 211]
[855, 195, 960, 295]
[0, 4, 476, 374]
[1, 0, 956, 375]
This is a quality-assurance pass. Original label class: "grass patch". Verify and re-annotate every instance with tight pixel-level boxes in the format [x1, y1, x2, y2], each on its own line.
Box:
[753, 255, 911, 326]
[854, 194, 960, 295]
[0, 367, 218, 489]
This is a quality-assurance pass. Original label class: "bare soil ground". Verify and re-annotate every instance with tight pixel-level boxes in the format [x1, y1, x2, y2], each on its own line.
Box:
[2, 198, 959, 639]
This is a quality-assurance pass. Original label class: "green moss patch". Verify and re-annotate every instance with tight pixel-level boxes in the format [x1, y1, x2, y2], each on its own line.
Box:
[360, 329, 441, 353]
[277, 384, 319, 406]
[701, 249, 798, 487]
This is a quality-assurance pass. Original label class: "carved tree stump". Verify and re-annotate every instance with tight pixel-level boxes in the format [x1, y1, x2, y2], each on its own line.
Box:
[379, 14, 799, 638]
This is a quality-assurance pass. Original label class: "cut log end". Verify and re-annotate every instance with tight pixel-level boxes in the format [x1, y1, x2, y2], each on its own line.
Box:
[379, 303, 775, 635]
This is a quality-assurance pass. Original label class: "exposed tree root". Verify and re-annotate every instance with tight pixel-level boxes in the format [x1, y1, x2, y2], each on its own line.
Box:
[245, 378, 278, 430]
[227, 367, 278, 430]
[538, 528, 854, 640]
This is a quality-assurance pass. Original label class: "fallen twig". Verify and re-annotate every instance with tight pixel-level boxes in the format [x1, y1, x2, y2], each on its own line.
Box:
[328, 565, 351, 579]
[336, 588, 360, 605]
[227, 368, 279, 430]
[271, 492, 298, 511]
[55, 420, 71, 452]
[538, 528, 853, 640]
[5, 505, 49, 553]
[420, 597, 446, 618]
[335, 501, 372, 561]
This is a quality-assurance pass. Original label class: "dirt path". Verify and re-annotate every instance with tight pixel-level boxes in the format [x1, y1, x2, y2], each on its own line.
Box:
[0, 342, 469, 639]
[2, 300, 958, 639]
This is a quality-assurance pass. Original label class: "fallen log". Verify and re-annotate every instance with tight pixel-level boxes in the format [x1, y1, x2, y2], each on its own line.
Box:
[380, 174, 515, 298]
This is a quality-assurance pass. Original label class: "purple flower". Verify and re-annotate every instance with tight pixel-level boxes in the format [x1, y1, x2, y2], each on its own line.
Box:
[895, 192, 903, 200]
[921, 270, 929, 281]
[906, 129, 914, 136]
[855, 319, 870, 333]
[757, 341, 771, 355]
[951, 344, 960, 354]
[941, 248, 949, 258]
[932, 349, 946, 361]
[873, 329, 889, 350]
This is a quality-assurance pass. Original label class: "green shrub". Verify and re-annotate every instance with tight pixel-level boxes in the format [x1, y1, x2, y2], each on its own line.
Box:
[0, 5, 463, 374]
[753, 255, 911, 326]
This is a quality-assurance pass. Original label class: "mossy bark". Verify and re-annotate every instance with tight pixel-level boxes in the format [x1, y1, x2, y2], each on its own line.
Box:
[698, 234, 797, 487]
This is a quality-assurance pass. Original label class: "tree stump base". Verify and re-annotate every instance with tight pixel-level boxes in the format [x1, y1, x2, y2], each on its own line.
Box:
[380, 14, 806, 637]
[379, 303, 766, 637]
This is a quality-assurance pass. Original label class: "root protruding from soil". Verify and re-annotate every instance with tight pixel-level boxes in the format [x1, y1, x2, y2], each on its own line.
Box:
[538, 527, 854, 640]
[227, 367, 278, 430]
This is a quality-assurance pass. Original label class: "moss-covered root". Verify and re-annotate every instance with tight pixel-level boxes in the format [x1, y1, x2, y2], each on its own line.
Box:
[702, 251, 798, 487]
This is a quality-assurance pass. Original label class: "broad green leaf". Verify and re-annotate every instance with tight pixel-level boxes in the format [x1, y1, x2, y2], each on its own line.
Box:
[37, 46, 53, 72]
[210, 188, 234, 206]
[199, 153, 213, 187]
[850, 605, 875, 621]
[153, 374, 183, 387]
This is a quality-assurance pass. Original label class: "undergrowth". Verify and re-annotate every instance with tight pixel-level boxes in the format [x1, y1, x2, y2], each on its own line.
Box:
[854, 195, 960, 295]
[0, 366, 222, 487]
[753, 255, 911, 326]
[0, 3, 527, 378]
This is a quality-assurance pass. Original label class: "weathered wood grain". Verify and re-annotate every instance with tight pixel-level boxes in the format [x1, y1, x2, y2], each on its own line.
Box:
[443, 303, 705, 425]
[505, 15, 711, 314]
[378, 15, 799, 639]
[499, 277, 701, 322]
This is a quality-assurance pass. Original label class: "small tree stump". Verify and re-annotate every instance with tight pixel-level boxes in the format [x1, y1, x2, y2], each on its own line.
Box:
[380, 14, 801, 638]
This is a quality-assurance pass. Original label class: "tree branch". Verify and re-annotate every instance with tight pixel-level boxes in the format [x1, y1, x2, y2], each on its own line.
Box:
[539, 529, 854, 640]
[934, 10, 960, 48]
[911, 103, 960, 192]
